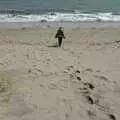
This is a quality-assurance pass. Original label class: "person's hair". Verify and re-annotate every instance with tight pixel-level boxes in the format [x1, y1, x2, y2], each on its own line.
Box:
[58, 27, 62, 30]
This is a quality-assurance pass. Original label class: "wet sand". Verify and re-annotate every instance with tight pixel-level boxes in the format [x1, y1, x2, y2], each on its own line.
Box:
[1, 21, 120, 28]
[0, 27, 120, 120]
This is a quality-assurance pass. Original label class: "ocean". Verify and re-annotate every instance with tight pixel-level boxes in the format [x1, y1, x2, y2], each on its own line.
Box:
[0, 0, 120, 22]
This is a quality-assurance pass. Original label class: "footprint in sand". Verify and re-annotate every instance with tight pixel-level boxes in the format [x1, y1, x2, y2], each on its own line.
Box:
[83, 68, 93, 73]
[76, 76, 82, 81]
[28, 69, 32, 73]
[93, 74, 109, 82]
[81, 83, 97, 105]
[83, 82, 95, 90]
[87, 110, 96, 119]
[48, 83, 58, 90]
[72, 69, 82, 81]
[80, 86, 94, 104]
[40, 84, 44, 88]
[75, 70, 80, 73]
[28, 68, 44, 76]
[87, 109, 116, 120]
[85, 95, 94, 104]
[64, 65, 74, 74]
[65, 113, 69, 119]
[80, 82, 95, 95]
[80, 89, 90, 94]
[108, 114, 116, 120]
[95, 101, 117, 120]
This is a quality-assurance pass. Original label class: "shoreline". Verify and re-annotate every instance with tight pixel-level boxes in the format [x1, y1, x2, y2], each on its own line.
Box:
[1, 21, 120, 29]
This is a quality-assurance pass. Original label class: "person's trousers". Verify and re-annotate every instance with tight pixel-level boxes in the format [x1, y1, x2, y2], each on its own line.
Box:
[58, 37, 63, 47]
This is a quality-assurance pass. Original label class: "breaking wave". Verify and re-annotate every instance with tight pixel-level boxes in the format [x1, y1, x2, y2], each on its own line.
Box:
[0, 10, 120, 22]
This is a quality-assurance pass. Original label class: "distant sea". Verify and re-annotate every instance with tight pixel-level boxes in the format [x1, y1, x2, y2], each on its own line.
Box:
[0, 0, 120, 22]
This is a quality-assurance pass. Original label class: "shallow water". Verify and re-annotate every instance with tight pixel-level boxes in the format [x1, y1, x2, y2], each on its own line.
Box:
[0, 0, 120, 22]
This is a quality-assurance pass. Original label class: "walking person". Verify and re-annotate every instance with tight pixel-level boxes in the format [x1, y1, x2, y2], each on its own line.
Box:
[55, 27, 66, 47]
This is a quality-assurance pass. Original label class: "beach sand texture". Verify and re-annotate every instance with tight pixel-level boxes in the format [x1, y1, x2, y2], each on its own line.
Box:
[0, 28, 120, 120]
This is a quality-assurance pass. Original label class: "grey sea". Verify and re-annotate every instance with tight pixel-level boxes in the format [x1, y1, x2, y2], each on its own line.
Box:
[0, 0, 120, 12]
[0, 0, 120, 22]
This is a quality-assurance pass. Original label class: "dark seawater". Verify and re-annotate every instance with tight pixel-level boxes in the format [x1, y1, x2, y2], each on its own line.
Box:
[0, 0, 120, 22]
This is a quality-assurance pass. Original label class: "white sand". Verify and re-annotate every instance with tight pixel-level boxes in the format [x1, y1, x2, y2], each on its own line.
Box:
[0, 28, 120, 120]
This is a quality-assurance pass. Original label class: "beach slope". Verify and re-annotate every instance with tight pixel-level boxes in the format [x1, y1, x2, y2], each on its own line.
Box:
[0, 28, 120, 120]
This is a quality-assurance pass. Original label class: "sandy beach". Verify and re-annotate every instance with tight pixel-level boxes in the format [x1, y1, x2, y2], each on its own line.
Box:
[0, 25, 120, 120]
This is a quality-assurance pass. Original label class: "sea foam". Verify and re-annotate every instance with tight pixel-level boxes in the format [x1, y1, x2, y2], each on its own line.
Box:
[0, 11, 120, 22]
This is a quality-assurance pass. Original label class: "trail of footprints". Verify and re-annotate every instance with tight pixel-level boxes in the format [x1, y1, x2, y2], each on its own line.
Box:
[64, 66, 116, 120]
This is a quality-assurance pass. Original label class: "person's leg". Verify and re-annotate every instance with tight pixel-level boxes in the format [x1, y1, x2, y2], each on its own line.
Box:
[59, 37, 63, 47]
[58, 38, 60, 47]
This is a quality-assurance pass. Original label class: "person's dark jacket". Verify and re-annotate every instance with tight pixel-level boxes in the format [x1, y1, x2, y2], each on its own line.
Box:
[55, 29, 65, 38]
